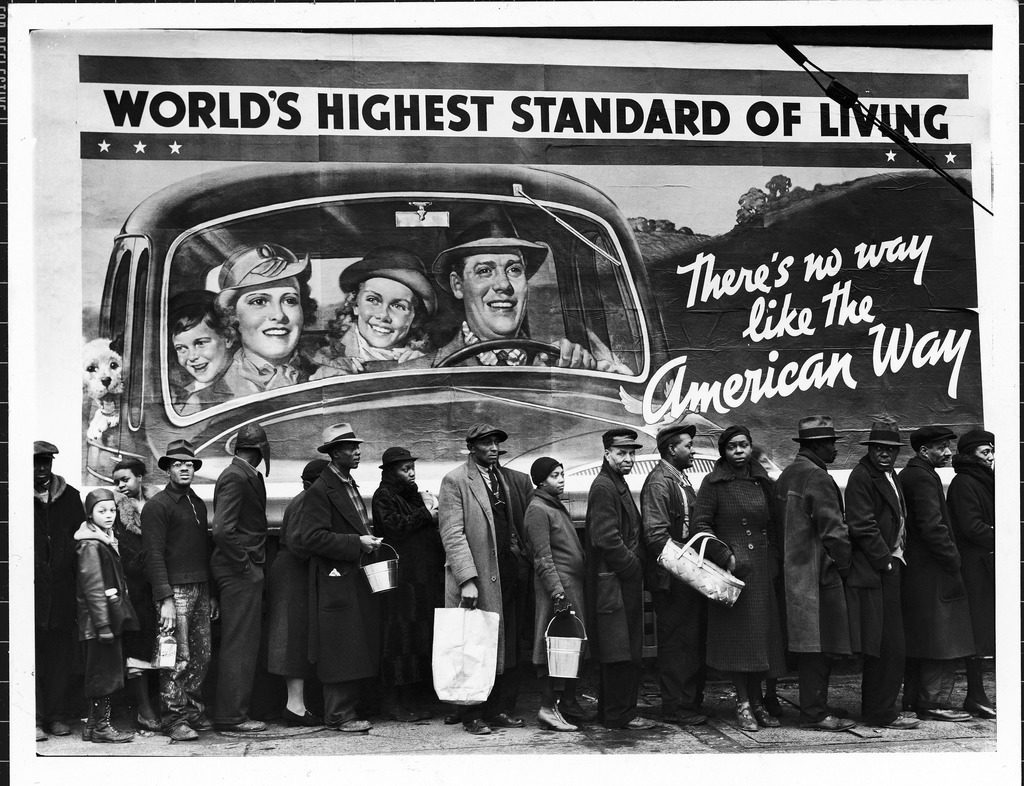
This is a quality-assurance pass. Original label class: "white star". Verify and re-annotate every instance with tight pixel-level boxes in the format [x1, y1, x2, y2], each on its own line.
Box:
[884, 150, 896, 162]
[945, 152, 957, 164]
[169, 141, 182, 155]
[98, 140, 110, 153]
[133, 141, 147, 154]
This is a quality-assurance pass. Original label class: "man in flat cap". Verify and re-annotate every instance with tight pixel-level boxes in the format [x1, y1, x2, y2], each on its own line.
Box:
[774, 416, 855, 732]
[640, 424, 708, 726]
[430, 217, 630, 372]
[290, 423, 384, 733]
[898, 426, 974, 722]
[437, 422, 533, 735]
[141, 439, 218, 741]
[844, 419, 920, 729]
[33, 441, 85, 741]
[585, 428, 657, 730]
[210, 423, 271, 732]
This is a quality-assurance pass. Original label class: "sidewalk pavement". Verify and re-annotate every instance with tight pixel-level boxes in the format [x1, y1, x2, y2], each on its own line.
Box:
[35, 669, 995, 757]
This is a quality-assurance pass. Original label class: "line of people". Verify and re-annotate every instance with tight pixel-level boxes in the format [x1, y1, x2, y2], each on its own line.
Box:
[33, 412, 994, 744]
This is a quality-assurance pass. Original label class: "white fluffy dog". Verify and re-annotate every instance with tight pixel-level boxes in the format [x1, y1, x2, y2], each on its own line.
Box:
[83, 338, 124, 443]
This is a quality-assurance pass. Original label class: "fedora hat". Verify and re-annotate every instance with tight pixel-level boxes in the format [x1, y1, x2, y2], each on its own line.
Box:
[157, 439, 203, 471]
[234, 422, 270, 475]
[793, 415, 844, 442]
[379, 446, 419, 469]
[860, 420, 903, 447]
[317, 422, 363, 454]
[465, 422, 508, 445]
[215, 243, 310, 309]
[603, 428, 643, 450]
[339, 247, 437, 316]
[432, 218, 549, 294]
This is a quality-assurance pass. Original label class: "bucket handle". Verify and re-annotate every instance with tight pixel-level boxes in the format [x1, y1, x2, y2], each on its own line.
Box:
[680, 531, 729, 568]
[359, 542, 399, 568]
[544, 611, 587, 640]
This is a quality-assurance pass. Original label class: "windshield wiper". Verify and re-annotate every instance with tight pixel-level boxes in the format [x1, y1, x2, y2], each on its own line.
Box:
[513, 183, 622, 266]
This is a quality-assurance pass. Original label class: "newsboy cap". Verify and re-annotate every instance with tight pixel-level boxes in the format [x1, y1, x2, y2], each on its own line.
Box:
[957, 429, 994, 455]
[432, 218, 549, 295]
[339, 247, 437, 316]
[380, 446, 419, 469]
[301, 458, 330, 484]
[656, 423, 696, 451]
[859, 419, 903, 447]
[909, 425, 957, 452]
[793, 415, 844, 442]
[317, 423, 364, 453]
[603, 428, 642, 450]
[34, 440, 59, 458]
[465, 423, 508, 444]
[157, 439, 203, 471]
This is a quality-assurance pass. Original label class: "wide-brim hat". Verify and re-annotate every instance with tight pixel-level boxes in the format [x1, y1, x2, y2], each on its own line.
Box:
[339, 247, 437, 316]
[432, 218, 549, 294]
[957, 428, 994, 455]
[157, 438, 203, 471]
[215, 243, 310, 309]
[317, 422, 363, 453]
[656, 423, 697, 451]
[603, 428, 643, 450]
[860, 420, 903, 447]
[380, 446, 419, 468]
[793, 415, 844, 442]
[465, 422, 508, 445]
[910, 425, 957, 452]
[34, 440, 59, 458]
[234, 422, 271, 475]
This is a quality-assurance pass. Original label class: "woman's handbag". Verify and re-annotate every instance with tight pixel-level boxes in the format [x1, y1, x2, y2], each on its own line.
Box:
[431, 607, 500, 705]
[657, 532, 745, 607]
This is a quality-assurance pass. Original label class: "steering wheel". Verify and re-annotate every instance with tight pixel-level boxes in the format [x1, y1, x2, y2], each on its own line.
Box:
[437, 338, 559, 368]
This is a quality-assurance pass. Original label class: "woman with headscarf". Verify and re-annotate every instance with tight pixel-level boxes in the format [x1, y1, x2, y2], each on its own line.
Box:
[266, 459, 329, 726]
[691, 425, 786, 732]
[946, 429, 995, 718]
[523, 457, 590, 732]
[371, 446, 444, 722]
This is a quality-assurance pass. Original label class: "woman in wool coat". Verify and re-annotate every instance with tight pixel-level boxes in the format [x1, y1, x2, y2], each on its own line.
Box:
[523, 457, 589, 732]
[946, 429, 996, 717]
[692, 425, 786, 732]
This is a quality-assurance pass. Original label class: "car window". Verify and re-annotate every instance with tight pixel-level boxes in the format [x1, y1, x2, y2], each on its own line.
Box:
[162, 195, 645, 420]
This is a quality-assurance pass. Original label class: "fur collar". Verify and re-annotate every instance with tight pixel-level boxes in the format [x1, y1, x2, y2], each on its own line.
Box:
[35, 474, 68, 504]
[705, 457, 770, 485]
[74, 521, 119, 552]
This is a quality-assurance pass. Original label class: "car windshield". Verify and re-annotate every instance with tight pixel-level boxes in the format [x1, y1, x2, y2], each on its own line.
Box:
[162, 194, 645, 419]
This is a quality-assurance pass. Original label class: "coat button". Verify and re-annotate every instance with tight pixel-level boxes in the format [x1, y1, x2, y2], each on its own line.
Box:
[746, 530, 752, 536]
[748, 544, 754, 550]
[490, 576, 497, 582]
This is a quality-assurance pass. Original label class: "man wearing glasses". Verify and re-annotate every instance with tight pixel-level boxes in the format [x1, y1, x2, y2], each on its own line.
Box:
[141, 439, 220, 741]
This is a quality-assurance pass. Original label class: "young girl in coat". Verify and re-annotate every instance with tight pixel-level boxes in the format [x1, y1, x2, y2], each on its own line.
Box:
[75, 488, 138, 743]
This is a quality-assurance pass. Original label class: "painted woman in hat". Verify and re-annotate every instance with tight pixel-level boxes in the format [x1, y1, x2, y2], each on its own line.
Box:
[371, 446, 443, 721]
[214, 243, 321, 396]
[946, 429, 996, 717]
[314, 246, 437, 373]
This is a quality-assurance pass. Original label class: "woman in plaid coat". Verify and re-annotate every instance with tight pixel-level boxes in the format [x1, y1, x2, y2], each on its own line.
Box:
[692, 425, 786, 732]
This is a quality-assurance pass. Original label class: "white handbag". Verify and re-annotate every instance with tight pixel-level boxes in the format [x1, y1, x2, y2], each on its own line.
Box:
[657, 532, 745, 607]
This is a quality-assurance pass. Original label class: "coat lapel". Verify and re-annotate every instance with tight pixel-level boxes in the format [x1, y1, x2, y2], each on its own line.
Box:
[324, 470, 370, 536]
[465, 458, 495, 527]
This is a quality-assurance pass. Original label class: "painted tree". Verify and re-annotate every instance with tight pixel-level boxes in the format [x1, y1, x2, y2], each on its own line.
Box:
[736, 187, 768, 224]
[765, 174, 792, 200]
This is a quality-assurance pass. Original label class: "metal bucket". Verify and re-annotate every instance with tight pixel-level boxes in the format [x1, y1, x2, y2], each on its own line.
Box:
[545, 613, 587, 679]
[360, 543, 399, 593]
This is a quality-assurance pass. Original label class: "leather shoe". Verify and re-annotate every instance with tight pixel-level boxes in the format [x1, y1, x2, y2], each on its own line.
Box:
[463, 719, 492, 735]
[538, 706, 578, 732]
[191, 715, 215, 731]
[878, 714, 922, 730]
[664, 710, 708, 726]
[330, 719, 372, 733]
[487, 712, 525, 728]
[825, 705, 851, 719]
[48, 720, 72, 737]
[917, 708, 971, 723]
[624, 716, 657, 730]
[751, 704, 780, 728]
[166, 723, 199, 741]
[800, 714, 855, 732]
[762, 695, 784, 717]
[735, 702, 759, 732]
[559, 701, 596, 723]
[137, 714, 162, 732]
[216, 719, 267, 732]
[963, 699, 996, 719]
[283, 708, 323, 727]
[443, 713, 461, 725]
[36, 726, 47, 741]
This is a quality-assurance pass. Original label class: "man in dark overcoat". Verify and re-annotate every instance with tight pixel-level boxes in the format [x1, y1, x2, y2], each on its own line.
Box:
[438, 422, 532, 735]
[210, 423, 271, 732]
[844, 420, 920, 730]
[34, 440, 85, 741]
[584, 428, 657, 731]
[640, 423, 707, 726]
[290, 423, 383, 733]
[775, 415, 855, 732]
[899, 426, 974, 722]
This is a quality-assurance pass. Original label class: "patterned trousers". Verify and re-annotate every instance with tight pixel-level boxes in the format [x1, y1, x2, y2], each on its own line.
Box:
[158, 582, 212, 729]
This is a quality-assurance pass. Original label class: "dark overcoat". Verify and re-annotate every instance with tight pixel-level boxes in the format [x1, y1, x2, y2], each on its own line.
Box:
[211, 457, 268, 575]
[75, 526, 139, 640]
[266, 489, 314, 678]
[946, 454, 995, 655]
[898, 456, 975, 659]
[843, 455, 906, 657]
[584, 462, 645, 664]
[35, 477, 84, 630]
[775, 450, 852, 655]
[692, 459, 786, 674]
[438, 457, 531, 675]
[290, 467, 381, 684]
[523, 487, 586, 665]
